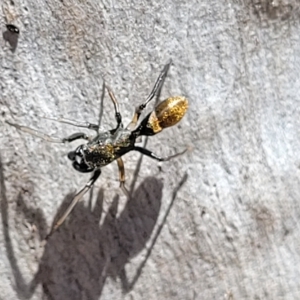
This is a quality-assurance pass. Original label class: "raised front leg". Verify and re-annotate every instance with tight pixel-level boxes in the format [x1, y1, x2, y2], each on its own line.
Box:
[6, 121, 92, 143]
[42, 116, 100, 131]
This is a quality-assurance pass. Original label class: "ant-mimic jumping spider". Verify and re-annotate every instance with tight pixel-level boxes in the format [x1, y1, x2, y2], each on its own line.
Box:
[6, 60, 188, 237]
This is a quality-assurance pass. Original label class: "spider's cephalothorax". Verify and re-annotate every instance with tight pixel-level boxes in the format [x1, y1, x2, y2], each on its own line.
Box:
[68, 129, 134, 172]
[6, 60, 188, 237]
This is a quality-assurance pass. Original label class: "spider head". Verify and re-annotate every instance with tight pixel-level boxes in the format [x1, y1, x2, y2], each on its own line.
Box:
[68, 145, 94, 173]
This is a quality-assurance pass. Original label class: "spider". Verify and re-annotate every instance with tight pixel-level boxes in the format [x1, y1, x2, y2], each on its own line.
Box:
[6, 60, 188, 237]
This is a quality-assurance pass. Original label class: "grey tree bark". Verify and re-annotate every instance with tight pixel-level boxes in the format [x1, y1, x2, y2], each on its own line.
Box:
[1, 0, 300, 299]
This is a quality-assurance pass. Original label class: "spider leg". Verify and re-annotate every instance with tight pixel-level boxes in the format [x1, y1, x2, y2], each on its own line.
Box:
[62, 132, 92, 142]
[105, 84, 123, 130]
[127, 60, 172, 130]
[42, 116, 100, 132]
[133, 146, 187, 161]
[117, 158, 130, 198]
[47, 169, 101, 238]
[6, 121, 92, 143]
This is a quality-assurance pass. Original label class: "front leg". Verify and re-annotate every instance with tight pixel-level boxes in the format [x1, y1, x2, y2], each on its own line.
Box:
[42, 116, 99, 132]
[47, 169, 101, 238]
[6, 121, 91, 143]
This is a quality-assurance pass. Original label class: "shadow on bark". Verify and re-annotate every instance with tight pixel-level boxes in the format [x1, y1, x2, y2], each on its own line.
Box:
[37, 177, 163, 300]
[1, 153, 187, 299]
[3, 28, 19, 52]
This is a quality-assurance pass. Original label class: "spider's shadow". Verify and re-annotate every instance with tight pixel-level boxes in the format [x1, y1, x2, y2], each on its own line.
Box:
[1, 149, 165, 299]
[36, 176, 163, 299]
[3, 27, 19, 52]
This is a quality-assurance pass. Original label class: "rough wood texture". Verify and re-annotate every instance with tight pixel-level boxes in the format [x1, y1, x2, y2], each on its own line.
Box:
[1, 1, 300, 299]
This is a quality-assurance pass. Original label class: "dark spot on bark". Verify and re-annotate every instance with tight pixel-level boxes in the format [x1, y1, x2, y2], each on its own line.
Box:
[248, 0, 294, 24]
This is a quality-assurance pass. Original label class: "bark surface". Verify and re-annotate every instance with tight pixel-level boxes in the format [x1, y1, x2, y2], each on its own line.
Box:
[1, 1, 300, 299]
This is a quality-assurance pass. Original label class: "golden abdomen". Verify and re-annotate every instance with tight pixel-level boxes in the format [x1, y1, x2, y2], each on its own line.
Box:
[147, 96, 188, 134]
